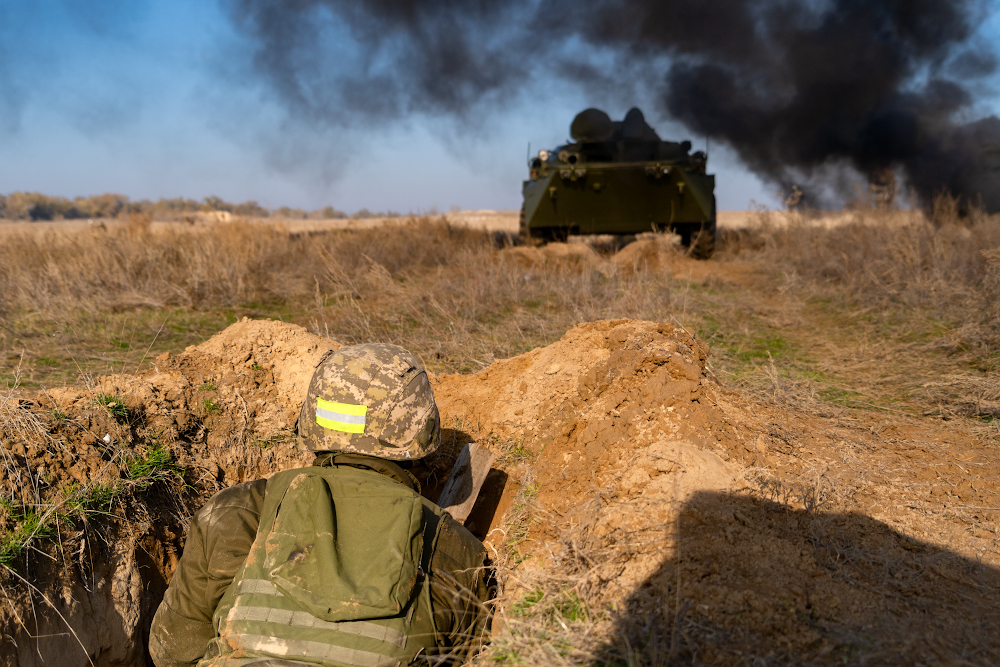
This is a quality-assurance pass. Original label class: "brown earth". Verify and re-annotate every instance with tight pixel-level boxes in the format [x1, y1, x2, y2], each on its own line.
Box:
[2, 316, 999, 665]
[436, 319, 1000, 664]
[0, 319, 336, 666]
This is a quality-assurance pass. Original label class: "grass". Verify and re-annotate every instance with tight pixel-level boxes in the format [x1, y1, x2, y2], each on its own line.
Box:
[503, 483, 538, 567]
[2, 211, 997, 404]
[60, 481, 120, 518]
[495, 438, 533, 469]
[0, 405, 186, 566]
[1, 209, 997, 447]
[0, 217, 676, 383]
[93, 392, 129, 422]
[122, 442, 185, 487]
[0, 500, 54, 566]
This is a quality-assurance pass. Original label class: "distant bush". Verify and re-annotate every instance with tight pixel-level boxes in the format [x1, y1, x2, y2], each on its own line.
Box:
[351, 208, 400, 219]
[272, 206, 309, 220]
[233, 201, 270, 217]
[0, 192, 358, 222]
[312, 206, 348, 219]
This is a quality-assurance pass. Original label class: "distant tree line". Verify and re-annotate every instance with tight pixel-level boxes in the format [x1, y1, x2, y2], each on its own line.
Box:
[0, 192, 402, 221]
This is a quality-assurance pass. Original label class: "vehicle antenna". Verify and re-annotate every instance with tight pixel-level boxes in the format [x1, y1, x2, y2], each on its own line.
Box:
[527, 142, 531, 166]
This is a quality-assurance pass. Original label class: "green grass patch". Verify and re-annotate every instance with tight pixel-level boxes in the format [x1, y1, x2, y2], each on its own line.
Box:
[254, 432, 292, 449]
[0, 500, 54, 566]
[62, 481, 120, 517]
[123, 443, 184, 485]
[198, 382, 218, 391]
[202, 398, 220, 415]
[93, 393, 129, 422]
[506, 484, 537, 565]
[723, 334, 791, 364]
[495, 438, 533, 468]
[511, 588, 546, 617]
[511, 587, 590, 623]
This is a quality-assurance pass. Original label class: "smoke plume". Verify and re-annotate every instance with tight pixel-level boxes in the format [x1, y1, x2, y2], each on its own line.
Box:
[230, 0, 1000, 210]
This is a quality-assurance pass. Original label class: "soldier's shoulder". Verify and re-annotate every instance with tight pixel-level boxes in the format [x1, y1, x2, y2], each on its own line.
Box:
[196, 478, 267, 527]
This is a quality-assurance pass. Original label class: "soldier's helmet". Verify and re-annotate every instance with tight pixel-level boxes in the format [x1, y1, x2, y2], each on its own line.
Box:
[298, 343, 440, 460]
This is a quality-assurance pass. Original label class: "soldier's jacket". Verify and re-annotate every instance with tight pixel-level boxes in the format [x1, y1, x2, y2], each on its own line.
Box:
[149, 454, 493, 667]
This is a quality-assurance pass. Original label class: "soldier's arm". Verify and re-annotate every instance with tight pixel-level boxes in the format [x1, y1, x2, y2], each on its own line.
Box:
[428, 515, 496, 663]
[149, 479, 267, 667]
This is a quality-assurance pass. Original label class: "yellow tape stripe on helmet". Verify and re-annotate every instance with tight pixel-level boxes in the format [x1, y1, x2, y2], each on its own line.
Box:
[316, 398, 367, 434]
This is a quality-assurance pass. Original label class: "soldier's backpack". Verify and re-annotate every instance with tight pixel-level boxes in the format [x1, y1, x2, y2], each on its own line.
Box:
[198, 466, 442, 667]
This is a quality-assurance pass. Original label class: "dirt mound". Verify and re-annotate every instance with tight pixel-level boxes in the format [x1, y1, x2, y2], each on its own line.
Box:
[434, 320, 1000, 663]
[434, 320, 757, 594]
[497, 242, 605, 270]
[5, 317, 755, 665]
[496, 237, 677, 276]
[609, 236, 676, 272]
[1, 319, 339, 666]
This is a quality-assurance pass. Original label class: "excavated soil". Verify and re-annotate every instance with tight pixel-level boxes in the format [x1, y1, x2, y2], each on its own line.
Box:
[497, 235, 675, 275]
[435, 319, 1000, 663]
[0, 319, 338, 666]
[2, 317, 999, 665]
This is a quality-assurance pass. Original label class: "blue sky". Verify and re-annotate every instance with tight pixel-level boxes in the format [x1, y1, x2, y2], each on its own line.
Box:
[0, 1, 996, 213]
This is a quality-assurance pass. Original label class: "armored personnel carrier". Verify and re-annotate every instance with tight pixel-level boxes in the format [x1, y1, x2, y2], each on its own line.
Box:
[521, 108, 717, 259]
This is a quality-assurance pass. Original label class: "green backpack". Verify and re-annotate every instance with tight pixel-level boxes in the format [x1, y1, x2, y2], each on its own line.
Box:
[198, 466, 442, 667]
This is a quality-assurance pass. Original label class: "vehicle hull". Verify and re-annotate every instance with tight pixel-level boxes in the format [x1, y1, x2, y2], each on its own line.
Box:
[522, 162, 715, 238]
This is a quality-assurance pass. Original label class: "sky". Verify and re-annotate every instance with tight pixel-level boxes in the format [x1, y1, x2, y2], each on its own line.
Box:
[0, 1, 996, 213]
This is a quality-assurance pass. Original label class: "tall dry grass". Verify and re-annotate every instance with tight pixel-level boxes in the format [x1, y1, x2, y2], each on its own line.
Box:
[0, 217, 489, 314]
[724, 207, 1000, 341]
[0, 217, 674, 373]
[751, 211, 999, 308]
[717, 205, 1000, 419]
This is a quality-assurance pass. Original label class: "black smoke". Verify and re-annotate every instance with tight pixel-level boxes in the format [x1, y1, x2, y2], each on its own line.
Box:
[229, 0, 1000, 210]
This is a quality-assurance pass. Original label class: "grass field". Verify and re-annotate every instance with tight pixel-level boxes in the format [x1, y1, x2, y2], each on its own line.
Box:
[2, 207, 997, 422]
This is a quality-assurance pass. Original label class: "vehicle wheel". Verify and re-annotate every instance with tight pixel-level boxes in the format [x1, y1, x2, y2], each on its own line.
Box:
[545, 227, 570, 243]
[518, 206, 542, 246]
[688, 220, 717, 260]
[610, 234, 636, 252]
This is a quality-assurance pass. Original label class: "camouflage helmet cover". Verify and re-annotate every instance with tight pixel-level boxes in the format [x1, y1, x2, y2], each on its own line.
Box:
[298, 343, 441, 460]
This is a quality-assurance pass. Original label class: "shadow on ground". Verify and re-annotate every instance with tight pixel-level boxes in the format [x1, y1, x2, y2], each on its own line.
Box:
[599, 491, 1000, 666]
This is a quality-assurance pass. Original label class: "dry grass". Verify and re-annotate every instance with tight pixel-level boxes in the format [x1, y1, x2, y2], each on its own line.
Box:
[0, 219, 315, 312]
[1, 217, 673, 378]
[3, 208, 998, 408]
[708, 205, 1000, 422]
[743, 207, 1000, 317]
[0, 216, 496, 314]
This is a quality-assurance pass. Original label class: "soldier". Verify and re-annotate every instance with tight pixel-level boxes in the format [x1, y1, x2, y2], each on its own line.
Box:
[149, 343, 493, 666]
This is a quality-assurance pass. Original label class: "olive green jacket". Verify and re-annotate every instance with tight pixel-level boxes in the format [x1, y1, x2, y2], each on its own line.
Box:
[149, 455, 493, 666]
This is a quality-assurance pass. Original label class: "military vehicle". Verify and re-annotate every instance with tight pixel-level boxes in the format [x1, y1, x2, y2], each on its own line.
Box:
[521, 108, 717, 259]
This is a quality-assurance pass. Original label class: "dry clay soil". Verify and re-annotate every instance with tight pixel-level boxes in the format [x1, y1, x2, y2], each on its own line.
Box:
[1, 315, 999, 665]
